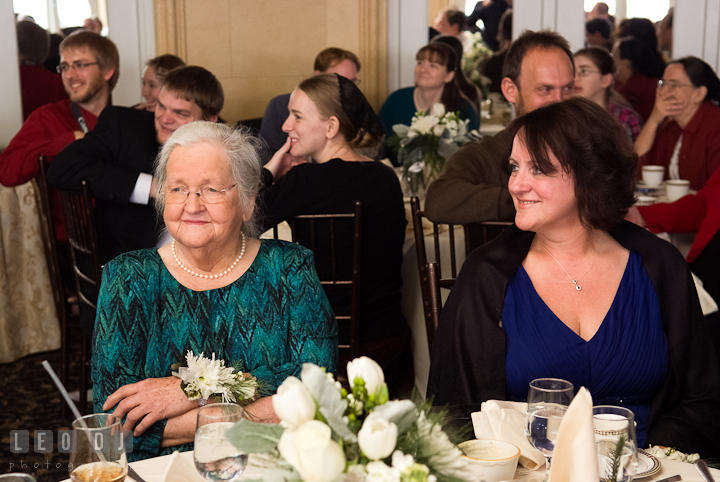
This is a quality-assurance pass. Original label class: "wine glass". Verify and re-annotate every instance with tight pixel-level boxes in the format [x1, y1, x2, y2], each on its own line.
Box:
[525, 378, 574, 480]
[593, 406, 638, 482]
[194, 403, 247, 481]
[69, 413, 127, 482]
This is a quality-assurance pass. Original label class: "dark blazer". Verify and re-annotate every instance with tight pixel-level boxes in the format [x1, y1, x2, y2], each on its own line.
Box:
[48, 106, 162, 262]
[428, 221, 720, 456]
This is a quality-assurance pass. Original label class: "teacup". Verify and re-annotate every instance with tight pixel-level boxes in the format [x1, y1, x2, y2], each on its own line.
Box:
[665, 179, 691, 202]
[642, 166, 665, 188]
[636, 195, 657, 206]
[459, 439, 520, 482]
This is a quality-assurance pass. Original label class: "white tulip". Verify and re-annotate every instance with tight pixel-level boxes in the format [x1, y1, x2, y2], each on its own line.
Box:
[358, 413, 398, 460]
[347, 356, 385, 394]
[272, 376, 316, 429]
[278, 421, 346, 482]
[431, 103, 445, 117]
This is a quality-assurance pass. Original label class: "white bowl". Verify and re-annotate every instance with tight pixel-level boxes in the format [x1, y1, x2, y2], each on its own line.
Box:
[459, 439, 520, 482]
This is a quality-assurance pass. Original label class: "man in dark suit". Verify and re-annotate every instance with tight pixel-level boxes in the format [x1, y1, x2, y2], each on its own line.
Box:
[48, 65, 224, 262]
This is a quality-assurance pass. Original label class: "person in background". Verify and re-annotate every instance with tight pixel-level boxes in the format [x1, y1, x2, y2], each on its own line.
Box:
[135, 54, 185, 112]
[636, 56, 720, 191]
[658, 8, 674, 61]
[589, 2, 614, 29]
[0, 31, 118, 189]
[379, 42, 479, 166]
[433, 6, 466, 40]
[93, 121, 337, 461]
[480, 8, 512, 95]
[573, 47, 643, 142]
[261, 74, 409, 392]
[83, 17, 102, 34]
[585, 18, 612, 51]
[428, 97, 720, 457]
[258, 47, 360, 164]
[466, 0, 510, 51]
[432, 35, 481, 113]
[15, 20, 67, 120]
[613, 36, 663, 122]
[424, 29, 574, 225]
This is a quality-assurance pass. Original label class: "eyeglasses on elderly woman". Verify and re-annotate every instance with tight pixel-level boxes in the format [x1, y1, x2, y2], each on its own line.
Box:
[165, 184, 237, 204]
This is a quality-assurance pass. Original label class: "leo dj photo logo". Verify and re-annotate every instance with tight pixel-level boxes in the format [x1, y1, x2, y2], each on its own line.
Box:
[9, 430, 134, 454]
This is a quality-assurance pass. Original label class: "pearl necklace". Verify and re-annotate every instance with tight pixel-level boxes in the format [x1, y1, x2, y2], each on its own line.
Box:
[537, 233, 603, 291]
[172, 234, 246, 279]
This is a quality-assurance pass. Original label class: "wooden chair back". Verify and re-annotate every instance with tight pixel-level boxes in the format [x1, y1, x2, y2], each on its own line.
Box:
[36, 155, 74, 416]
[290, 201, 362, 360]
[410, 196, 512, 350]
[57, 180, 102, 414]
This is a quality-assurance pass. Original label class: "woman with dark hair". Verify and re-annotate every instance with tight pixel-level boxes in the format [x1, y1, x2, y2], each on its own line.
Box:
[261, 73, 409, 387]
[613, 36, 663, 121]
[428, 97, 720, 456]
[431, 35, 481, 113]
[636, 56, 720, 191]
[378, 42, 479, 165]
[573, 47, 643, 141]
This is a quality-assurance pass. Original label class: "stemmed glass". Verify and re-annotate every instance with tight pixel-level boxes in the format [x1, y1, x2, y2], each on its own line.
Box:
[194, 403, 247, 482]
[69, 413, 127, 482]
[593, 406, 638, 482]
[525, 378, 574, 481]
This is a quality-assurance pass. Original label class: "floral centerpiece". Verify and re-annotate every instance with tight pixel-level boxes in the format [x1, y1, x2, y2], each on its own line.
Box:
[172, 350, 267, 407]
[226, 356, 472, 482]
[388, 104, 474, 193]
[461, 31, 492, 98]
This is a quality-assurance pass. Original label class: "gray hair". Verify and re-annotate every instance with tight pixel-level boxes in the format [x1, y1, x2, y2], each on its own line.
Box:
[154, 121, 263, 238]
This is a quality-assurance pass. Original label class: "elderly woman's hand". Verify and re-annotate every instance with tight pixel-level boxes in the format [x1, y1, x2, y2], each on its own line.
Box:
[266, 137, 307, 181]
[103, 376, 198, 436]
[650, 85, 686, 124]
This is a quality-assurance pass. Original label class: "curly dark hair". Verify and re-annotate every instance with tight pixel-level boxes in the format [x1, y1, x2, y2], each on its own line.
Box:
[506, 97, 637, 231]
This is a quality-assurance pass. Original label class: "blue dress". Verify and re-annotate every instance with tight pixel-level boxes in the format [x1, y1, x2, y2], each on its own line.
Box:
[502, 252, 669, 447]
[92, 240, 338, 461]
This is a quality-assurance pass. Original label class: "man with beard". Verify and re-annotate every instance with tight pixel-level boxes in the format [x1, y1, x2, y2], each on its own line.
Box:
[424, 30, 575, 226]
[0, 31, 118, 188]
[48, 65, 223, 263]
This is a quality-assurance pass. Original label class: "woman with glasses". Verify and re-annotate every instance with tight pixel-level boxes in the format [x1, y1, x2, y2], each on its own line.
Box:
[636, 56, 720, 191]
[573, 47, 644, 142]
[92, 121, 337, 461]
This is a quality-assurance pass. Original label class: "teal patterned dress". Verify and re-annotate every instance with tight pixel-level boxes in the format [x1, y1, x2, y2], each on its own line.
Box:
[91, 239, 338, 461]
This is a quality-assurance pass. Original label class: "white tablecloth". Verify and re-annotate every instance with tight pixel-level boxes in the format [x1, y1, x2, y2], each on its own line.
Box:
[113, 450, 720, 482]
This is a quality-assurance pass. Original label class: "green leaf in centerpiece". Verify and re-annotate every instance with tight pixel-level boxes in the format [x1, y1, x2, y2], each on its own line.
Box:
[226, 419, 284, 453]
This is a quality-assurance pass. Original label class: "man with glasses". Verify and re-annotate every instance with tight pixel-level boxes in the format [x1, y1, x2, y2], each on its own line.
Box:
[424, 30, 575, 228]
[48, 66, 223, 265]
[0, 31, 118, 188]
[258, 47, 360, 164]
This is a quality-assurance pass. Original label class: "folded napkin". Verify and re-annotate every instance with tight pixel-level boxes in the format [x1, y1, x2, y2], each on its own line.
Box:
[161, 451, 206, 482]
[471, 400, 545, 469]
[548, 387, 598, 482]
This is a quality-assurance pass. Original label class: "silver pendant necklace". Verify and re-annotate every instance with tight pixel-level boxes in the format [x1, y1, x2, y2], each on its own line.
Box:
[537, 233, 603, 291]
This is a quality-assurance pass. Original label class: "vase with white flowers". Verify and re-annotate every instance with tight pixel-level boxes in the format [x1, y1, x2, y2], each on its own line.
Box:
[388, 104, 474, 195]
[225, 356, 473, 482]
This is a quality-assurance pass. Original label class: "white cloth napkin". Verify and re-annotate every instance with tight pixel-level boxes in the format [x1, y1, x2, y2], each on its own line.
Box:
[471, 400, 545, 470]
[548, 387, 598, 482]
[160, 451, 206, 482]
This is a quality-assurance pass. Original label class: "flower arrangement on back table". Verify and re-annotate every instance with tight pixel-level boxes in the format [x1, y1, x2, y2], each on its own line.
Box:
[226, 356, 473, 482]
[388, 104, 475, 193]
[461, 32, 492, 99]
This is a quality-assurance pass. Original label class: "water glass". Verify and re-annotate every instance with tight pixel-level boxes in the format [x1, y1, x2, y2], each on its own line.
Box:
[194, 403, 246, 482]
[69, 413, 127, 482]
[593, 406, 638, 482]
[525, 378, 574, 480]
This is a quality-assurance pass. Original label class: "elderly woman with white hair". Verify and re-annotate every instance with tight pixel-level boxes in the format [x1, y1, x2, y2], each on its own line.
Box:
[91, 121, 337, 462]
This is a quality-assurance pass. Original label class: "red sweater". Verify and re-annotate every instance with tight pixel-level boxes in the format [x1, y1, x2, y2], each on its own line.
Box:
[20, 64, 67, 120]
[615, 73, 659, 122]
[0, 99, 97, 187]
[0, 99, 98, 240]
[639, 166, 720, 263]
[639, 102, 720, 192]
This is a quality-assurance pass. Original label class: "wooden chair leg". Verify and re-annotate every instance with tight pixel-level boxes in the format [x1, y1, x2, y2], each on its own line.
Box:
[79, 333, 90, 415]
